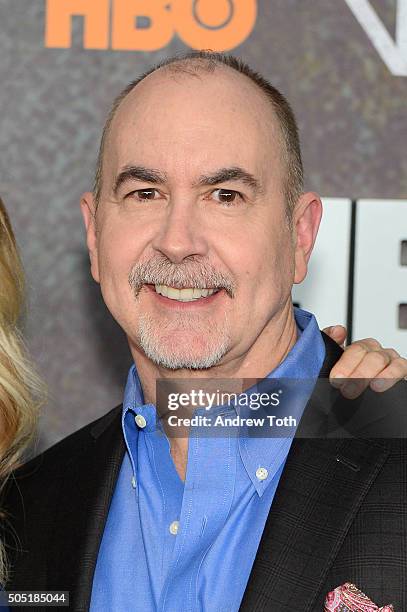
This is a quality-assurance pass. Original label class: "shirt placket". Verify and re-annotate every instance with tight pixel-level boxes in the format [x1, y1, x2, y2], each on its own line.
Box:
[159, 422, 237, 612]
[146, 430, 185, 590]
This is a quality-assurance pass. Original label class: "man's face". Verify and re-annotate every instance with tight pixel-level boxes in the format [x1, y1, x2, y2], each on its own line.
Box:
[83, 67, 308, 370]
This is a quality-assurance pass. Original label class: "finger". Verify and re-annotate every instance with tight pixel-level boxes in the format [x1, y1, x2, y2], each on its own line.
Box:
[379, 348, 400, 360]
[351, 337, 382, 351]
[338, 350, 393, 398]
[329, 343, 370, 383]
[323, 325, 347, 347]
[340, 379, 371, 399]
[345, 350, 392, 380]
[369, 356, 407, 392]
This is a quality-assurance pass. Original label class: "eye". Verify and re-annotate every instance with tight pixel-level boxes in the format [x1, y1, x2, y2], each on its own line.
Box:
[127, 188, 161, 201]
[211, 188, 242, 206]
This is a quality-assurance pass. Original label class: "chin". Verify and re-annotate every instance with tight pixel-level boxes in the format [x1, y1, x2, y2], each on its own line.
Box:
[136, 315, 231, 370]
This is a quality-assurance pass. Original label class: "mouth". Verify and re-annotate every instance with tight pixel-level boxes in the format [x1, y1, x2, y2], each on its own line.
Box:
[143, 283, 223, 305]
[154, 284, 221, 302]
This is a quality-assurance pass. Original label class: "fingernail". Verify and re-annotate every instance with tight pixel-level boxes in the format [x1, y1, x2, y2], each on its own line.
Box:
[370, 379, 385, 391]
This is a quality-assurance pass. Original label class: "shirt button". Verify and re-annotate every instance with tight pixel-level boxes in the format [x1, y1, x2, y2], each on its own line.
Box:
[169, 520, 180, 535]
[135, 414, 147, 428]
[256, 467, 268, 481]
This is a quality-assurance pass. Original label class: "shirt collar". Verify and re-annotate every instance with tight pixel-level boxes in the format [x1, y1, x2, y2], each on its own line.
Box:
[268, 307, 326, 379]
[121, 307, 325, 495]
[121, 366, 157, 481]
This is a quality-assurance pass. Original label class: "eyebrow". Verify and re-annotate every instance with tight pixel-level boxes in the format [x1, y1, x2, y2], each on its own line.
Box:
[112, 164, 262, 197]
[113, 165, 168, 197]
[195, 167, 262, 193]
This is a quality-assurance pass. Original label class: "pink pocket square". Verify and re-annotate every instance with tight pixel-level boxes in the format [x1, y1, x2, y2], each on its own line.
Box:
[324, 582, 394, 611]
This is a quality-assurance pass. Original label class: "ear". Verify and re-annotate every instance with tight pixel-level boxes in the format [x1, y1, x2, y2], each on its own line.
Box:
[293, 192, 323, 284]
[80, 192, 100, 283]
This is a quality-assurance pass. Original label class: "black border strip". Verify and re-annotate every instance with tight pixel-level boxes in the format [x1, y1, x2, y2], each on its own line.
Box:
[346, 200, 357, 344]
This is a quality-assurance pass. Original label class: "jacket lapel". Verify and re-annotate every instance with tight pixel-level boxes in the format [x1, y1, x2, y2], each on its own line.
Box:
[239, 436, 389, 611]
[46, 406, 125, 612]
[240, 334, 391, 611]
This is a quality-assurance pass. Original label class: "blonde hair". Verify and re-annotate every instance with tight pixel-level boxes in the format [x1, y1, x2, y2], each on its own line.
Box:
[0, 197, 46, 584]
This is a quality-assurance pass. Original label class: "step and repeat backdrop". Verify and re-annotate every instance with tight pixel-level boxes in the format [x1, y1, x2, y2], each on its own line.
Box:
[0, 0, 406, 449]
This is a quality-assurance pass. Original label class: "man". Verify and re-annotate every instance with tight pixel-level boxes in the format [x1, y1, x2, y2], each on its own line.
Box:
[3, 52, 407, 611]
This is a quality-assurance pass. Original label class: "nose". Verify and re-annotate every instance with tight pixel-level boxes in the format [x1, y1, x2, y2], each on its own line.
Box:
[151, 198, 209, 264]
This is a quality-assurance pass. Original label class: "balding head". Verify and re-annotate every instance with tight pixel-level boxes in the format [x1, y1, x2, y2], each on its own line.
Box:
[93, 52, 303, 217]
[80, 50, 321, 374]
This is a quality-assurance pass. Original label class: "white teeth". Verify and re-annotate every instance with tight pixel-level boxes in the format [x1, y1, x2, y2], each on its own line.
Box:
[158, 284, 168, 297]
[178, 288, 194, 300]
[154, 285, 218, 302]
[167, 287, 180, 300]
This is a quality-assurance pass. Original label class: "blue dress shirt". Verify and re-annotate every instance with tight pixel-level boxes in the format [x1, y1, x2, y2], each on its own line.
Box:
[90, 308, 325, 611]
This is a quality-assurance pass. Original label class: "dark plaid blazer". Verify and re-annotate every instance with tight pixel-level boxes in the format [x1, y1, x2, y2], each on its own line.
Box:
[1, 333, 406, 611]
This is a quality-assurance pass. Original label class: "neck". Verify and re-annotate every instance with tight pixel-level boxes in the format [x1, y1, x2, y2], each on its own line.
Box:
[129, 301, 298, 406]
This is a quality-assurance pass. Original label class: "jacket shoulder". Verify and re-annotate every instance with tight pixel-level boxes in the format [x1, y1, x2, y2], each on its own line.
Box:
[7, 404, 122, 487]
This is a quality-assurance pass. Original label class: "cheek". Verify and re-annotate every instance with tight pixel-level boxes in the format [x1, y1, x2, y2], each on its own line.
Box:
[97, 220, 143, 280]
[95, 226, 145, 332]
[95, 223, 146, 314]
[237, 225, 295, 301]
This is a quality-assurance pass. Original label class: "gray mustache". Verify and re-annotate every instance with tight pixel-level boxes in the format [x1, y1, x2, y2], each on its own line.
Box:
[128, 256, 236, 298]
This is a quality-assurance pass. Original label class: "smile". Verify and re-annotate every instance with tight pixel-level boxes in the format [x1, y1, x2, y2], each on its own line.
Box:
[154, 285, 220, 302]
